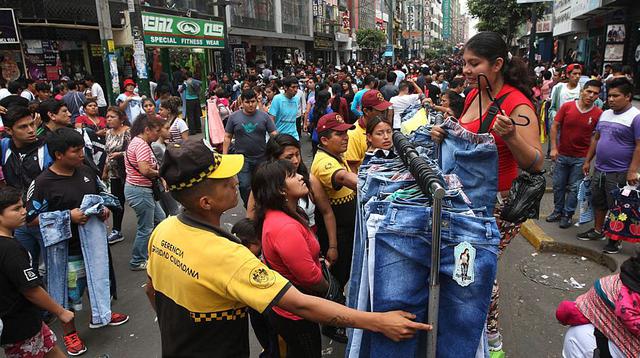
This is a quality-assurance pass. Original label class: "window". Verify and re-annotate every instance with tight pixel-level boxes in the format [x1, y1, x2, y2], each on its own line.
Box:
[231, 0, 276, 31]
[282, 0, 310, 35]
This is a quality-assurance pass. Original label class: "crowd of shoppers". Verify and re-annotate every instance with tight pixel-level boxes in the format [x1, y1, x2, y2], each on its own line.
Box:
[0, 29, 638, 358]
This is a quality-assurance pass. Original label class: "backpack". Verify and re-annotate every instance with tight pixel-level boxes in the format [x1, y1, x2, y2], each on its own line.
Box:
[1, 137, 53, 170]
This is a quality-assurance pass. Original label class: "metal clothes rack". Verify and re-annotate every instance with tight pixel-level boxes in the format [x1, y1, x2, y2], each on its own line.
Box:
[392, 131, 446, 358]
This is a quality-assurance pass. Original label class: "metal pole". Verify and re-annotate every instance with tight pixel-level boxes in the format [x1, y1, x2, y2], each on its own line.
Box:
[427, 183, 445, 358]
[388, 0, 395, 65]
[528, 8, 537, 70]
[129, 0, 150, 97]
[96, 0, 119, 105]
[421, 0, 425, 59]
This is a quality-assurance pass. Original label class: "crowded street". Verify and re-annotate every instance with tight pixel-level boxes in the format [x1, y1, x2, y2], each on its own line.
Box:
[1, 0, 640, 357]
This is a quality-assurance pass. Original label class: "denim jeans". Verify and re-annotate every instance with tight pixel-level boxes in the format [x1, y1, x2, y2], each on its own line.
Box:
[238, 156, 264, 206]
[40, 210, 72, 309]
[371, 203, 500, 358]
[552, 155, 585, 217]
[14, 225, 45, 269]
[78, 194, 112, 325]
[439, 119, 499, 216]
[125, 184, 166, 267]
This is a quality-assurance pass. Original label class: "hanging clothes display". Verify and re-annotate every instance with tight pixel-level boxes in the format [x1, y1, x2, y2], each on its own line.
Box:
[604, 186, 640, 242]
[346, 120, 501, 358]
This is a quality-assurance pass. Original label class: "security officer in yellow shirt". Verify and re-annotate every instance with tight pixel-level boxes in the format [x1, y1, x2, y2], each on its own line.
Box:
[145, 139, 431, 357]
[311, 113, 359, 289]
[345, 89, 393, 173]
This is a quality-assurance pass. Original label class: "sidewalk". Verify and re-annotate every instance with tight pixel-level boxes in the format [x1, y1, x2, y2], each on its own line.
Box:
[520, 191, 631, 272]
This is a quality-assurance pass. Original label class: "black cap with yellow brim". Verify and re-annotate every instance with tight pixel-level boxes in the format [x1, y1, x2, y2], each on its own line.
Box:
[160, 138, 244, 191]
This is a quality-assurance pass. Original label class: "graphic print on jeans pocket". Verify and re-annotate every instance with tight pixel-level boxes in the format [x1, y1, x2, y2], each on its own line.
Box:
[453, 242, 476, 287]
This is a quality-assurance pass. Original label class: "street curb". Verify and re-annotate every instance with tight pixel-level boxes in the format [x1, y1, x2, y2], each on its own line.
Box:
[520, 220, 618, 272]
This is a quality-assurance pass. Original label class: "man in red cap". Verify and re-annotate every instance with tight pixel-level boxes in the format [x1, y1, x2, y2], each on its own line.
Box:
[548, 63, 582, 124]
[116, 78, 144, 124]
[311, 113, 358, 293]
[345, 89, 392, 172]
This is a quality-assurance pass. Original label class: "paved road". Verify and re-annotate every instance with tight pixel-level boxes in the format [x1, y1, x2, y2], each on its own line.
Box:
[3, 136, 614, 358]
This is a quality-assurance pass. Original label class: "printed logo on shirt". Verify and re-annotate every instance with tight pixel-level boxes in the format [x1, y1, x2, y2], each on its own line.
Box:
[23, 267, 38, 282]
[324, 162, 333, 170]
[453, 242, 476, 287]
[242, 122, 257, 134]
[83, 176, 90, 183]
[249, 265, 276, 289]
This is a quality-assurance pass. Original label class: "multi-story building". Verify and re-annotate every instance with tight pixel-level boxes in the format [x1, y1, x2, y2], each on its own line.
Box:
[430, 0, 443, 42]
[226, 0, 312, 68]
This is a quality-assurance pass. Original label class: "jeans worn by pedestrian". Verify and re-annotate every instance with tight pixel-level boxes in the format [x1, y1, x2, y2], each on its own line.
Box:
[40, 210, 72, 309]
[439, 119, 499, 216]
[368, 202, 500, 358]
[125, 184, 166, 267]
[78, 194, 112, 326]
[552, 155, 586, 217]
[237, 156, 264, 206]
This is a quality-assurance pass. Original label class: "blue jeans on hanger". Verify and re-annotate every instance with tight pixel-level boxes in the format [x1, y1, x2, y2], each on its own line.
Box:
[438, 119, 499, 216]
[371, 203, 500, 358]
[40, 210, 72, 309]
[78, 195, 112, 326]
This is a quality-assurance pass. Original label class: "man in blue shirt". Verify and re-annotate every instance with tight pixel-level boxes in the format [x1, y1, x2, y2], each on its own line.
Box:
[183, 71, 202, 135]
[269, 76, 300, 140]
[350, 75, 377, 119]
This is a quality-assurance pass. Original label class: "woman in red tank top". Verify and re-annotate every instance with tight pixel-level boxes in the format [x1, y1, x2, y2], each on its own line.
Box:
[430, 31, 543, 352]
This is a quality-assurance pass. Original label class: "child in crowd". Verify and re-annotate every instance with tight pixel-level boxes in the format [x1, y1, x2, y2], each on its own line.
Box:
[231, 218, 279, 358]
[0, 186, 74, 358]
[557, 253, 640, 357]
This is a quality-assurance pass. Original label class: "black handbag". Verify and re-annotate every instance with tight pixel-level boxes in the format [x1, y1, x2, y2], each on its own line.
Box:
[320, 259, 346, 304]
[500, 170, 546, 224]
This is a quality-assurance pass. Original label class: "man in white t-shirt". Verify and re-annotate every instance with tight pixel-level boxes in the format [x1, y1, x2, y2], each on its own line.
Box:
[85, 75, 108, 117]
[20, 79, 36, 102]
[390, 78, 425, 130]
[549, 63, 582, 122]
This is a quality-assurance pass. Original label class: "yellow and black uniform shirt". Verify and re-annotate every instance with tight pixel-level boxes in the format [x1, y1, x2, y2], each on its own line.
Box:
[311, 147, 356, 206]
[147, 214, 291, 358]
[344, 121, 367, 170]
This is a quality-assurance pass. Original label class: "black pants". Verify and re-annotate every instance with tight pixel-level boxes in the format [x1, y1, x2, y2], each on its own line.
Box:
[110, 178, 126, 232]
[269, 312, 321, 358]
[296, 116, 303, 140]
[249, 309, 279, 358]
[186, 98, 201, 134]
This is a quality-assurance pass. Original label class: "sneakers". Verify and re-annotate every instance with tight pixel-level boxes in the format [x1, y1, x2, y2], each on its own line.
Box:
[576, 228, 606, 241]
[89, 312, 130, 329]
[107, 230, 124, 245]
[63, 332, 87, 356]
[603, 239, 622, 254]
[559, 216, 573, 229]
[130, 261, 148, 271]
[487, 332, 503, 352]
[545, 212, 562, 222]
[321, 325, 348, 343]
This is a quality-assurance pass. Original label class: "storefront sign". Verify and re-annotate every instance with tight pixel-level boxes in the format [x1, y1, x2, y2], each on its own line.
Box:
[553, 0, 586, 36]
[142, 12, 225, 49]
[442, 0, 451, 40]
[342, 11, 351, 32]
[314, 37, 333, 50]
[571, 0, 601, 19]
[0, 9, 19, 44]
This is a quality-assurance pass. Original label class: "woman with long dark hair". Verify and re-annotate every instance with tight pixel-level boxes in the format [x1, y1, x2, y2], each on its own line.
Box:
[307, 90, 332, 155]
[330, 83, 350, 124]
[340, 80, 356, 123]
[247, 134, 338, 265]
[103, 106, 130, 244]
[431, 31, 543, 353]
[124, 114, 166, 271]
[159, 96, 188, 144]
[253, 160, 329, 357]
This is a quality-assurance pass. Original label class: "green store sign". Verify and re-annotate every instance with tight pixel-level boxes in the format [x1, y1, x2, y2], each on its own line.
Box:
[142, 12, 225, 49]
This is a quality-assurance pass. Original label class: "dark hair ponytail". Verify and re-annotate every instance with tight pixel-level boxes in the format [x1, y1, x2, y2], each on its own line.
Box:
[465, 31, 533, 101]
